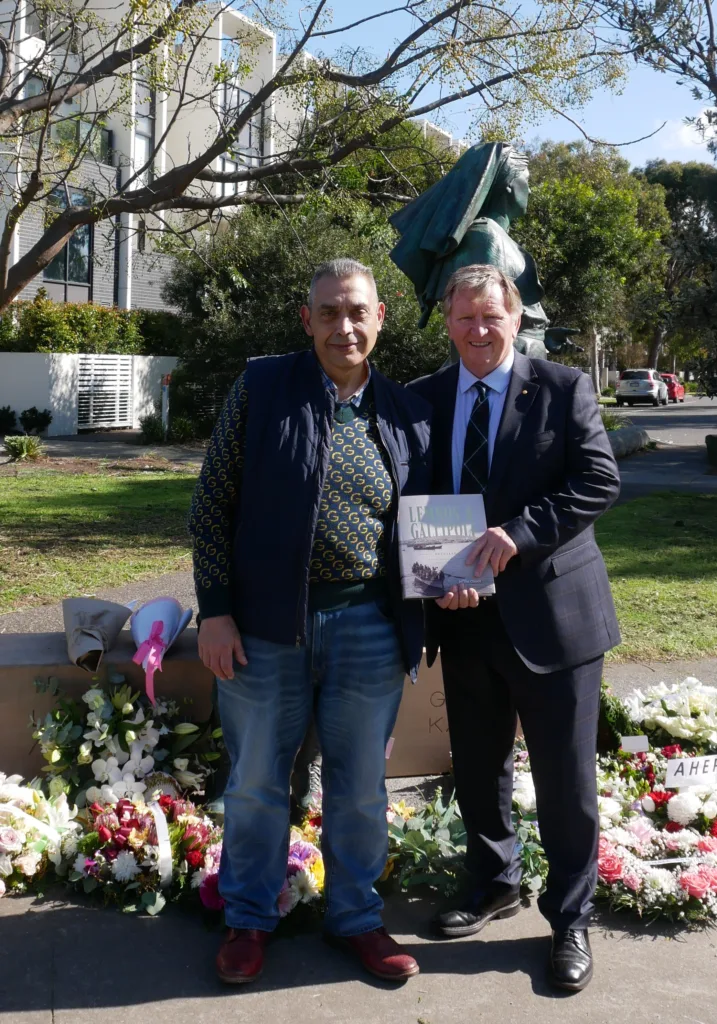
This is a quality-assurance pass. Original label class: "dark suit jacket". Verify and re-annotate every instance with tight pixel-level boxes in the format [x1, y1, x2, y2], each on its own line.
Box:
[408, 351, 621, 674]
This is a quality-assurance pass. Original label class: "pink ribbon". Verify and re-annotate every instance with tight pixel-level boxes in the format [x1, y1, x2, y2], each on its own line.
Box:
[133, 619, 167, 706]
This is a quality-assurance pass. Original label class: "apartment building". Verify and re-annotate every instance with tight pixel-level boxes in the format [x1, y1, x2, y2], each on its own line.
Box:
[0, 1, 285, 313]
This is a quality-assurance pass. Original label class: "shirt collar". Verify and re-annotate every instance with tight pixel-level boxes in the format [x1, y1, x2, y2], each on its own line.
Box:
[458, 346, 515, 395]
[319, 360, 372, 406]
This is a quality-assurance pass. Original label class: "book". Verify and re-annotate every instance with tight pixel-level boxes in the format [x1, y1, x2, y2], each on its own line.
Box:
[397, 494, 496, 600]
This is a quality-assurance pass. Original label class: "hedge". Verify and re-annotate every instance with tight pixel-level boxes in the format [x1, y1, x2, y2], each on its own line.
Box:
[0, 292, 183, 355]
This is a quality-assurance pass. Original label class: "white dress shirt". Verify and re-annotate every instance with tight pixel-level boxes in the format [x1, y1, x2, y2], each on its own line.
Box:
[451, 347, 515, 493]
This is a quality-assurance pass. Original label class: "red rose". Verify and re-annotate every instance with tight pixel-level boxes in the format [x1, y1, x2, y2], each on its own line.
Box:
[662, 745, 683, 759]
[711, 820, 717, 838]
[598, 840, 624, 884]
[664, 821, 683, 833]
[186, 850, 203, 869]
[97, 826, 112, 844]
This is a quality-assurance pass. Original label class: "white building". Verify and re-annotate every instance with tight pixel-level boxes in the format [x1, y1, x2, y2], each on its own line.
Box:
[0, 1, 291, 313]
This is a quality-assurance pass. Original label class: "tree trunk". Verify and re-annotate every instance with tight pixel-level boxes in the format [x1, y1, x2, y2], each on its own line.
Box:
[648, 325, 665, 368]
[590, 326, 600, 394]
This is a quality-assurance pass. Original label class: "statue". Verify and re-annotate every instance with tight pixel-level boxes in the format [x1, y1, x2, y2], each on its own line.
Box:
[389, 141, 581, 359]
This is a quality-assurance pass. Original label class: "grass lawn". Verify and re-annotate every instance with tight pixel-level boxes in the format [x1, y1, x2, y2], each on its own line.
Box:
[2, 470, 716, 665]
[597, 492, 717, 662]
[0, 467, 196, 613]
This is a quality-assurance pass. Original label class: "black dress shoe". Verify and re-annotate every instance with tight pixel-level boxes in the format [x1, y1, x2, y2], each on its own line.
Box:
[548, 929, 593, 992]
[433, 885, 521, 938]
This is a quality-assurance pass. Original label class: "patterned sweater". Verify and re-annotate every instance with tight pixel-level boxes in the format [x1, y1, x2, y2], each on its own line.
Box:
[188, 367, 395, 620]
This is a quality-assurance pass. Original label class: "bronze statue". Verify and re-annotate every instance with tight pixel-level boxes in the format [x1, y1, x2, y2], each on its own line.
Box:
[389, 141, 580, 358]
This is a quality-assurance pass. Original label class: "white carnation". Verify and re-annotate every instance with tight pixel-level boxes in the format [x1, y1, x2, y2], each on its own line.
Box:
[513, 773, 536, 814]
[667, 791, 702, 827]
[110, 850, 141, 883]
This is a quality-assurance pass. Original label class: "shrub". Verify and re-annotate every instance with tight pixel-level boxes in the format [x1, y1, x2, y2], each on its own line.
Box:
[0, 405, 16, 436]
[139, 412, 166, 445]
[168, 415, 196, 443]
[601, 385, 615, 397]
[684, 380, 701, 394]
[0, 292, 182, 356]
[600, 407, 630, 432]
[19, 406, 53, 435]
[3, 434, 45, 460]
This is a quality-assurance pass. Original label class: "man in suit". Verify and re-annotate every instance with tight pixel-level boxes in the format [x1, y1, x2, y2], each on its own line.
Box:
[409, 264, 620, 992]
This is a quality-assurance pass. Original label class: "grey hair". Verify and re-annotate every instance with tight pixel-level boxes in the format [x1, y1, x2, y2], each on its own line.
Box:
[308, 258, 378, 308]
[442, 264, 523, 318]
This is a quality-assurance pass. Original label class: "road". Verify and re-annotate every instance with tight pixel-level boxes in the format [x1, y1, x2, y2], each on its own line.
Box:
[614, 394, 716, 445]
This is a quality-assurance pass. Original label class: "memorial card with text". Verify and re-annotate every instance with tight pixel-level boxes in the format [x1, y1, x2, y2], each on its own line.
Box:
[397, 494, 496, 600]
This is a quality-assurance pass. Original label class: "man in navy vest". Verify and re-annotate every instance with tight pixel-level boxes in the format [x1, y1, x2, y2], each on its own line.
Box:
[409, 265, 620, 993]
[189, 259, 431, 985]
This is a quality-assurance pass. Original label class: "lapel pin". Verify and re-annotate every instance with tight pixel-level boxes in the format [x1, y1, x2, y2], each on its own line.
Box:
[521, 389, 528, 395]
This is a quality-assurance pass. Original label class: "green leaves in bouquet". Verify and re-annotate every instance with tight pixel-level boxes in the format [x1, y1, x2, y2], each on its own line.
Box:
[387, 789, 468, 895]
[598, 681, 640, 754]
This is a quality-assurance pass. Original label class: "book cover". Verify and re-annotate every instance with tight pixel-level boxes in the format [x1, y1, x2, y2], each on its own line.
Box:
[397, 494, 496, 600]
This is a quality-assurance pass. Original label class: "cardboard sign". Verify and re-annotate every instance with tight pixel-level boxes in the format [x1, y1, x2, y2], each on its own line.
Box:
[620, 735, 650, 753]
[665, 754, 717, 789]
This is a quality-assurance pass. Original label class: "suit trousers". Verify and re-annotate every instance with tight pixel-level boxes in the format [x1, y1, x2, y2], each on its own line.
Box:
[439, 600, 602, 931]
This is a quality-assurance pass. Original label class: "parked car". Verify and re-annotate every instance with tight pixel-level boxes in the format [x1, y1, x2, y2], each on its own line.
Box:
[616, 369, 669, 407]
[660, 372, 686, 403]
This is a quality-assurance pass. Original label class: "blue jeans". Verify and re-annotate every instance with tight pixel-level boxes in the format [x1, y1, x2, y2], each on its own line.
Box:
[216, 600, 406, 936]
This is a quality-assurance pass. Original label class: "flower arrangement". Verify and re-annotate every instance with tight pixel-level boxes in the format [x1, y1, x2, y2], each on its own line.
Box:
[0, 772, 80, 896]
[623, 678, 717, 753]
[30, 675, 222, 806]
[68, 793, 222, 914]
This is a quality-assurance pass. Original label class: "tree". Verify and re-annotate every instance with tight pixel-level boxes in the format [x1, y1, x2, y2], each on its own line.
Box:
[165, 200, 449, 432]
[634, 160, 717, 368]
[512, 142, 669, 386]
[0, 0, 627, 311]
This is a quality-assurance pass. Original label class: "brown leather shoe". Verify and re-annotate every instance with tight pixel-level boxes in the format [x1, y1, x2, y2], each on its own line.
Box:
[216, 928, 269, 984]
[325, 927, 420, 981]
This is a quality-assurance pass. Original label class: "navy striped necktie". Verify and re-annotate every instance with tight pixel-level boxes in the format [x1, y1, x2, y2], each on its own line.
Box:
[460, 380, 490, 494]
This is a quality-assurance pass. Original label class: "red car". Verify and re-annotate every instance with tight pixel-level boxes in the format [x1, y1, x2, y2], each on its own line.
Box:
[660, 373, 686, 403]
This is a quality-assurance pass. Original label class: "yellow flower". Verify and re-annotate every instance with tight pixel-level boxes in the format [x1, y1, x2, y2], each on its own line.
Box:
[309, 857, 325, 890]
[379, 857, 397, 883]
[389, 800, 415, 821]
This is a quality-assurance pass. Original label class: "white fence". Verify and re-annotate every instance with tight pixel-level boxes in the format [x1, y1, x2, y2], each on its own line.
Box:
[0, 353, 177, 436]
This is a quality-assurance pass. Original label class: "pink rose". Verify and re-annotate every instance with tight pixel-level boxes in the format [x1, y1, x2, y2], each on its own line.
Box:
[0, 827, 23, 854]
[679, 870, 711, 900]
[597, 840, 624, 885]
[622, 871, 641, 892]
[697, 836, 717, 854]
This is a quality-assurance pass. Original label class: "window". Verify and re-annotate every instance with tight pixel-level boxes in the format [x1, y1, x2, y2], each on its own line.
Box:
[134, 78, 155, 187]
[220, 83, 263, 166]
[23, 75, 46, 99]
[43, 189, 92, 302]
[137, 217, 146, 253]
[620, 370, 650, 381]
[220, 156, 237, 198]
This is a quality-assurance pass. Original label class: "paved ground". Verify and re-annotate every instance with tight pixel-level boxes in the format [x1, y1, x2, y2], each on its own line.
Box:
[615, 394, 716, 446]
[1, 888, 714, 1024]
[0, 429, 207, 467]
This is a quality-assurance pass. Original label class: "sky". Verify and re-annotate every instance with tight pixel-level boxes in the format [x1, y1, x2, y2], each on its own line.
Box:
[289, 0, 715, 171]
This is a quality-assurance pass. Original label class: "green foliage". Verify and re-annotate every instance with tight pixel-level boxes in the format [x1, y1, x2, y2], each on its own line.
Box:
[513, 142, 669, 346]
[600, 407, 630, 432]
[165, 202, 449, 429]
[139, 412, 166, 445]
[3, 434, 45, 460]
[167, 415, 196, 443]
[598, 682, 639, 753]
[0, 292, 182, 355]
[0, 404, 17, 435]
[386, 789, 468, 895]
[19, 406, 52, 434]
[601, 385, 616, 397]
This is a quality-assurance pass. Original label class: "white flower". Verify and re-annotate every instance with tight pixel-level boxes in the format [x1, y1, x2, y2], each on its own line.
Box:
[641, 796, 656, 814]
[85, 786, 103, 805]
[62, 833, 79, 860]
[173, 769, 203, 792]
[14, 850, 42, 877]
[73, 852, 90, 875]
[289, 868, 320, 903]
[513, 773, 536, 814]
[77, 742, 94, 765]
[138, 756, 154, 776]
[643, 868, 679, 896]
[0, 827, 24, 854]
[173, 758, 189, 772]
[703, 801, 717, 820]
[91, 757, 122, 784]
[0, 878, 5, 897]
[111, 850, 141, 883]
[598, 797, 623, 830]
[667, 791, 702, 827]
[0, 853, 13, 877]
[82, 688, 106, 711]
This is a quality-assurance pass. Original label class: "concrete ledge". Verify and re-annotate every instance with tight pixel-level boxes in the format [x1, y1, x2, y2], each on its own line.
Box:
[608, 425, 652, 458]
[0, 629, 451, 780]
